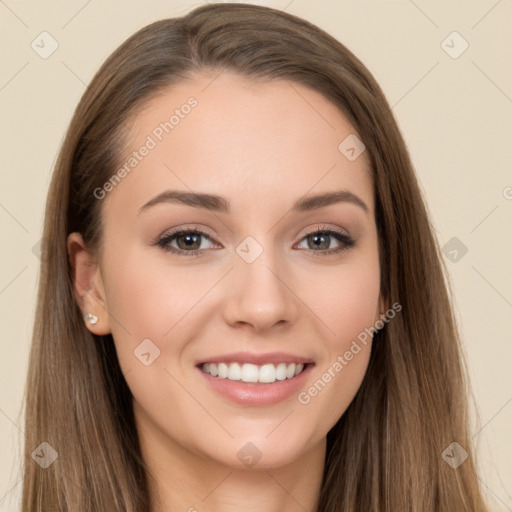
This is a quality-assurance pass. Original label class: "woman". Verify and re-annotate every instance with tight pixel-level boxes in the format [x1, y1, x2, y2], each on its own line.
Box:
[21, 3, 490, 511]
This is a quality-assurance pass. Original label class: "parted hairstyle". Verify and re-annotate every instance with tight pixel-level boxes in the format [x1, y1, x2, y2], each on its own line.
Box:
[20, 3, 490, 511]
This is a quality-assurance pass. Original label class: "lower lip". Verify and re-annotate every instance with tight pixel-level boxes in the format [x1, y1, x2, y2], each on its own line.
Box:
[197, 364, 315, 406]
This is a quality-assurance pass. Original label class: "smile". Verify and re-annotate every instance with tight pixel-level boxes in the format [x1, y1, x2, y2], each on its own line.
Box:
[200, 362, 306, 384]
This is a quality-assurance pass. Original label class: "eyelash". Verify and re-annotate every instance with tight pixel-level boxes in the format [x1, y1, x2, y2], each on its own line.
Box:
[155, 225, 355, 258]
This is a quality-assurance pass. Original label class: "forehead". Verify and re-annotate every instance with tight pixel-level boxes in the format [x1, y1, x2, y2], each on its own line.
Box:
[105, 70, 373, 217]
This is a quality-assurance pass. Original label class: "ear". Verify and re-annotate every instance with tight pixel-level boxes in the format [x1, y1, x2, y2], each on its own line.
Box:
[373, 293, 390, 327]
[67, 232, 111, 335]
[378, 294, 389, 317]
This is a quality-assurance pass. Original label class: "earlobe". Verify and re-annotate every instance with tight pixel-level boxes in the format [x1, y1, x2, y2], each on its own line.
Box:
[67, 232, 111, 335]
[373, 294, 390, 333]
[84, 313, 99, 325]
[379, 294, 390, 318]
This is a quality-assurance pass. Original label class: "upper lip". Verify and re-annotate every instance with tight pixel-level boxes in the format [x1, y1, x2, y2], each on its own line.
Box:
[195, 351, 315, 366]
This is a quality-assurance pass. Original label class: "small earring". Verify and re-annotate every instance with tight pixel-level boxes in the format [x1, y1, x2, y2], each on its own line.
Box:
[84, 313, 98, 325]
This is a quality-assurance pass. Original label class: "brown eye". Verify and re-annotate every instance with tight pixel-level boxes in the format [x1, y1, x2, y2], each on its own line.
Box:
[175, 232, 202, 250]
[157, 229, 217, 256]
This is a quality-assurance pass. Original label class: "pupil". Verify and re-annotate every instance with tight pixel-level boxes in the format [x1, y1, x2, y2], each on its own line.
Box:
[180, 234, 199, 249]
[310, 234, 329, 250]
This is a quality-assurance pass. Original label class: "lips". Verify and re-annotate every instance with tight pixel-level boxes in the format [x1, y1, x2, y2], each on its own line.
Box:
[194, 351, 316, 406]
[196, 361, 315, 406]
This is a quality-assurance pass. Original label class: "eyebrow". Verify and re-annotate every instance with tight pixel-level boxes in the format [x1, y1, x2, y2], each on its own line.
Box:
[138, 189, 369, 215]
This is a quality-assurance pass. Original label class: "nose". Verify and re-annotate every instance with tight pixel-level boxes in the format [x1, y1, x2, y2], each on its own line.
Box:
[222, 245, 299, 333]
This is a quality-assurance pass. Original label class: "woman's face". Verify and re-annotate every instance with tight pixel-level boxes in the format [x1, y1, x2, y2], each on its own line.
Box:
[76, 70, 385, 470]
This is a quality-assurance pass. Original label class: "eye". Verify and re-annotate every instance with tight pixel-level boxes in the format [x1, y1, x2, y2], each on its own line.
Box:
[156, 227, 218, 257]
[295, 226, 355, 256]
[155, 225, 355, 257]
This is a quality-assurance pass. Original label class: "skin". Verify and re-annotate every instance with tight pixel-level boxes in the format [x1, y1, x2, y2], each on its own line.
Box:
[68, 70, 387, 512]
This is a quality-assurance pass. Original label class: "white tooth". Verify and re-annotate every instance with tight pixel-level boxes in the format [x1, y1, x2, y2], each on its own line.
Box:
[286, 363, 296, 379]
[241, 363, 259, 383]
[259, 364, 277, 383]
[204, 361, 306, 382]
[228, 362, 242, 380]
[275, 363, 288, 381]
[218, 362, 229, 378]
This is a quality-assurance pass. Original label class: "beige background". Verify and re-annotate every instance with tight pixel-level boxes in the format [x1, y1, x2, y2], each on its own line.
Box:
[1, 1, 510, 510]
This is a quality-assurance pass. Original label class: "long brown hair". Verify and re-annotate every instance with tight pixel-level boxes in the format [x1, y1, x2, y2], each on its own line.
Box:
[20, 3, 490, 511]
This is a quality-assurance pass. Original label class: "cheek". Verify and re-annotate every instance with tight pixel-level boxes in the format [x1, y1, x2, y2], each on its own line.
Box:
[304, 252, 381, 346]
[298, 344, 371, 437]
[293, 252, 380, 427]
[102, 247, 211, 334]
[100, 254, 208, 436]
